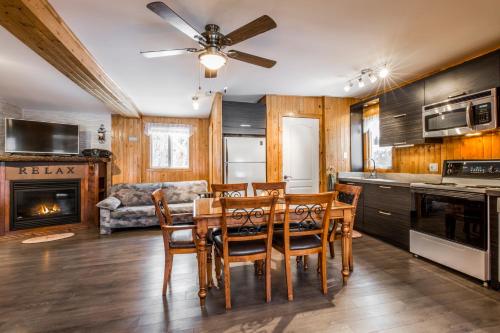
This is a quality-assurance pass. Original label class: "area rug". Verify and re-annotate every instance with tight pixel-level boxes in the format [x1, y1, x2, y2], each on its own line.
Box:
[22, 233, 75, 244]
[352, 230, 363, 239]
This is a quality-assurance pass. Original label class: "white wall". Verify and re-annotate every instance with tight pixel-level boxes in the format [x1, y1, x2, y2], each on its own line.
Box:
[22, 109, 112, 151]
[0, 100, 112, 153]
[0, 99, 23, 153]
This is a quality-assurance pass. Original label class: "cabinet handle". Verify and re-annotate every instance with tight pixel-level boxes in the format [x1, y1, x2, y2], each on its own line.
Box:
[346, 182, 356, 185]
[393, 114, 407, 119]
[393, 142, 407, 146]
[448, 92, 467, 99]
[378, 210, 392, 216]
[379, 185, 392, 189]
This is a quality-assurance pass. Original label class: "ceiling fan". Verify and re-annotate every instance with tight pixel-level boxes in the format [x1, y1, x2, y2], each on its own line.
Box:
[141, 1, 277, 78]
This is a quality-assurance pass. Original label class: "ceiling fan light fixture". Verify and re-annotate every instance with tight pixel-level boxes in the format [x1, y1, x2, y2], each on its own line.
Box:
[199, 50, 227, 70]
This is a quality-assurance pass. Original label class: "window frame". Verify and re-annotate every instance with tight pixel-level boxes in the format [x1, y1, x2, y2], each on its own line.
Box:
[147, 124, 191, 170]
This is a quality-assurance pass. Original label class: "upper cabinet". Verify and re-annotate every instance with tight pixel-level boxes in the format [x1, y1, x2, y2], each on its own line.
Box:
[424, 50, 500, 105]
[222, 101, 266, 136]
[379, 81, 427, 146]
[378, 49, 500, 147]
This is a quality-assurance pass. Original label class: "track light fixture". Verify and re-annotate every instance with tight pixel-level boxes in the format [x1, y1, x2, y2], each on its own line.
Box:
[343, 64, 390, 93]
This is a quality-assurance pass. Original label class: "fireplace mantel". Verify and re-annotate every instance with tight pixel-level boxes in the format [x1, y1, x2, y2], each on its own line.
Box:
[0, 154, 110, 163]
[0, 156, 110, 238]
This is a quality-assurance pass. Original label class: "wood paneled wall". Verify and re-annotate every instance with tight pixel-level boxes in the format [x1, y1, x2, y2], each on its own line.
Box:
[265, 95, 323, 187]
[208, 93, 223, 186]
[393, 132, 500, 174]
[324, 97, 357, 174]
[111, 115, 209, 185]
[111, 116, 142, 184]
[141, 117, 209, 183]
[265, 95, 353, 191]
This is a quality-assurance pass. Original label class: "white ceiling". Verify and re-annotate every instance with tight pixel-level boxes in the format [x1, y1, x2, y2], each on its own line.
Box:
[0, 26, 110, 113]
[3, 1, 500, 117]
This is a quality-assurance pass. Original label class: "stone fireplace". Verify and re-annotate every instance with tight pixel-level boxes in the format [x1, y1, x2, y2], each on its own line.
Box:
[10, 180, 81, 230]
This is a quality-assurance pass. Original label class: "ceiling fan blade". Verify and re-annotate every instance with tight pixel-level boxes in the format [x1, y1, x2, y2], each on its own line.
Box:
[146, 2, 204, 42]
[140, 48, 198, 58]
[224, 15, 277, 46]
[205, 68, 218, 79]
[227, 50, 276, 68]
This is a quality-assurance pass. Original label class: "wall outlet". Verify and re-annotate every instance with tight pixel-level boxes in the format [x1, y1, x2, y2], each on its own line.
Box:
[343, 151, 348, 159]
[429, 163, 439, 172]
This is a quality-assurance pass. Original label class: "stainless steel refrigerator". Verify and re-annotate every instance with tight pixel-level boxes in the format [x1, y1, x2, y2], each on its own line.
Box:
[224, 136, 266, 194]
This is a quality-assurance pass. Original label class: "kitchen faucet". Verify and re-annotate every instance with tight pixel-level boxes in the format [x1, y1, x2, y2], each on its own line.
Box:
[368, 158, 377, 178]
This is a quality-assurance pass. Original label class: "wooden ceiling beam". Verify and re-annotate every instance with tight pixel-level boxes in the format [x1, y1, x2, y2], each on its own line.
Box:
[0, 0, 140, 117]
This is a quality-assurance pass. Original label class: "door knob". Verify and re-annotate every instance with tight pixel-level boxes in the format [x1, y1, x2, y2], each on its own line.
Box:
[284, 175, 292, 180]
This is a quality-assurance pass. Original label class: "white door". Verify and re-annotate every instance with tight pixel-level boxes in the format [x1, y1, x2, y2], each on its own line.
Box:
[282, 117, 319, 194]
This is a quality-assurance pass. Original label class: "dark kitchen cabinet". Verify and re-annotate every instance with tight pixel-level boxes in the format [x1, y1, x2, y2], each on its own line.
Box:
[340, 180, 411, 250]
[222, 101, 266, 135]
[424, 50, 500, 105]
[379, 81, 426, 147]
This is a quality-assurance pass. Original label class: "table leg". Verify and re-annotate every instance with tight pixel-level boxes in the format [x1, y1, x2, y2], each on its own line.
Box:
[196, 220, 208, 307]
[341, 209, 353, 284]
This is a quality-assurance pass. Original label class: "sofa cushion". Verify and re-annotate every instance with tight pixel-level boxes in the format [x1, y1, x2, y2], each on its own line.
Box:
[96, 196, 121, 210]
[110, 205, 156, 220]
[169, 202, 193, 214]
[162, 180, 207, 204]
[111, 183, 163, 207]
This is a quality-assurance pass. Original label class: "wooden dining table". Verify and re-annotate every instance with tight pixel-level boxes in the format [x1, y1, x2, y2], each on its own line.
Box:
[192, 197, 355, 306]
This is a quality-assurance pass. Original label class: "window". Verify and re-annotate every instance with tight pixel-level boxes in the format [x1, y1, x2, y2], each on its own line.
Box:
[146, 123, 191, 169]
[363, 104, 392, 169]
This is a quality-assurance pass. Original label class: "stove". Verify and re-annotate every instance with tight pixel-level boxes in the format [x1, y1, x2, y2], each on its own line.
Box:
[411, 160, 500, 194]
[410, 160, 500, 285]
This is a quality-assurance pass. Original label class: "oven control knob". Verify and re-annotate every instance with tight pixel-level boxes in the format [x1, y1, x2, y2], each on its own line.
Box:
[489, 166, 497, 173]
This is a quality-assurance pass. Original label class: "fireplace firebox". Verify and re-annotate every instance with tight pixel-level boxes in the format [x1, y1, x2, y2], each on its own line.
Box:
[10, 180, 81, 230]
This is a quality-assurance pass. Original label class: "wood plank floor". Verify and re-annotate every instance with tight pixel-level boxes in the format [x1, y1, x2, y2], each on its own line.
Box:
[1, 228, 499, 333]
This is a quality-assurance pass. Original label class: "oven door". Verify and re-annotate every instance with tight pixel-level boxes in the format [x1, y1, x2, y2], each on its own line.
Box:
[411, 189, 487, 250]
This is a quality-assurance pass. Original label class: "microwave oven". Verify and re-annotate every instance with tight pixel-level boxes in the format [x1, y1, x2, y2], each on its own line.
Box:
[422, 88, 497, 138]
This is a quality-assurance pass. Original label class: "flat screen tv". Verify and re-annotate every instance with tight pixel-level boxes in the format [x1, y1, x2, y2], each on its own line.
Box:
[4, 119, 79, 155]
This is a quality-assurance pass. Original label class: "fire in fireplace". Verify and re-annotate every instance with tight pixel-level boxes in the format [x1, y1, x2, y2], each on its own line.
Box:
[11, 180, 81, 230]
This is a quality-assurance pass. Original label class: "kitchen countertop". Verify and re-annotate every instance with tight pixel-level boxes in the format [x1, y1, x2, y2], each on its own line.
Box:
[339, 176, 412, 187]
[338, 172, 441, 187]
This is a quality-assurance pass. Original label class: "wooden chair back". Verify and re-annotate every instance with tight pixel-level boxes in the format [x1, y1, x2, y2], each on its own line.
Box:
[151, 188, 173, 228]
[252, 182, 287, 197]
[283, 192, 335, 242]
[211, 183, 248, 198]
[333, 183, 362, 217]
[219, 196, 278, 254]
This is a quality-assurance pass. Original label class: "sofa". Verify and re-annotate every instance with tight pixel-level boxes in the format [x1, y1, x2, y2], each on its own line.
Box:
[96, 180, 207, 235]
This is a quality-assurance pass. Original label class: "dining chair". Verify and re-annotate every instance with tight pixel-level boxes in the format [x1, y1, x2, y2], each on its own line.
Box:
[328, 183, 362, 270]
[272, 192, 335, 301]
[151, 189, 213, 295]
[252, 182, 287, 197]
[214, 196, 278, 309]
[211, 183, 248, 198]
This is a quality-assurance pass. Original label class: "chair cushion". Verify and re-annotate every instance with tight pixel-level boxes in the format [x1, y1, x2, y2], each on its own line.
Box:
[170, 229, 196, 249]
[213, 235, 266, 256]
[273, 231, 321, 250]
